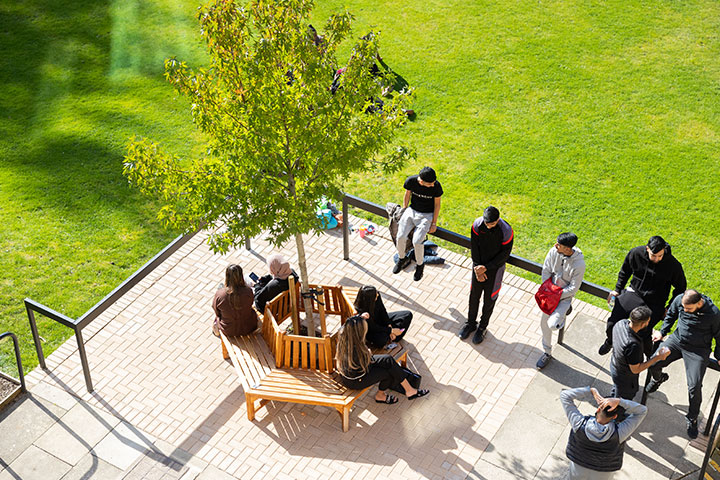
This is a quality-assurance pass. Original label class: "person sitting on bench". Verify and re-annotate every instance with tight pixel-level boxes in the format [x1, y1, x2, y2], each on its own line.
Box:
[212, 264, 258, 337]
[354, 285, 412, 349]
[253, 254, 298, 313]
[336, 315, 429, 404]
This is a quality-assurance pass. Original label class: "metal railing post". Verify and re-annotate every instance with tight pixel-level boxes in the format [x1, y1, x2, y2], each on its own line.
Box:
[75, 328, 93, 392]
[342, 195, 350, 261]
[26, 306, 46, 369]
[0, 332, 26, 393]
[698, 413, 720, 479]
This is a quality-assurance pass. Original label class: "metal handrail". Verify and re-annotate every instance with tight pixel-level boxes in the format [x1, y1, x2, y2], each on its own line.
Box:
[698, 411, 720, 479]
[25, 230, 197, 392]
[0, 332, 26, 393]
[341, 193, 611, 300]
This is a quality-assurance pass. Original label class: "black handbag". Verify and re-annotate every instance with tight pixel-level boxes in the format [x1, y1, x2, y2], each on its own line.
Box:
[390, 366, 421, 393]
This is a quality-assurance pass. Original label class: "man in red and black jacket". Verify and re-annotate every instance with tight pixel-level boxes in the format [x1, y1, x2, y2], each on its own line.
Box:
[459, 206, 514, 344]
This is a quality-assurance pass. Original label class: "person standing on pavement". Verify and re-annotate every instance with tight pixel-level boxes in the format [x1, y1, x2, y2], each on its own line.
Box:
[393, 166, 443, 281]
[610, 306, 671, 400]
[598, 236, 686, 357]
[536, 233, 586, 370]
[562, 386, 648, 479]
[645, 289, 720, 438]
[458, 206, 514, 344]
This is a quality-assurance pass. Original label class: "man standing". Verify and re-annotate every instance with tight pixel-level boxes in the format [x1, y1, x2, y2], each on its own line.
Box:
[645, 289, 720, 438]
[562, 386, 648, 479]
[610, 306, 670, 400]
[393, 166, 443, 281]
[458, 206, 513, 344]
[536, 233, 586, 370]
[598, 236, 686, 357]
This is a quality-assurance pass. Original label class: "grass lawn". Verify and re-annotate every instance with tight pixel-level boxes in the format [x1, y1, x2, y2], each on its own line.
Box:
[1, 0, 719, 374]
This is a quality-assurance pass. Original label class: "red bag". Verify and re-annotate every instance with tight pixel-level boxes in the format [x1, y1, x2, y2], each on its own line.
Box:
[535, 278, 564, 314]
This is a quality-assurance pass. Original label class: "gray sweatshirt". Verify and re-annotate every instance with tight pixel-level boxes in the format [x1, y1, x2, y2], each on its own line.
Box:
[560, 387, 648, 479]
[542, 247, 586, 300]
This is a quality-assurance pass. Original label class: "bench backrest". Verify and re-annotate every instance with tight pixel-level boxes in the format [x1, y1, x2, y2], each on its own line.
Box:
[261, 304, 284, 366]
[280, 333, 335, 373]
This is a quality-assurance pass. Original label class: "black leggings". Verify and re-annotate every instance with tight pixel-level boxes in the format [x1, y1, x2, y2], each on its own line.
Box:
[341, 355, 407, 392]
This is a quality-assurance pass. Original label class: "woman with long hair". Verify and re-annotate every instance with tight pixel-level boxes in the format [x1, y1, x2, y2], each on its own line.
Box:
[336, 314, 428, 404]
[212, 264, 258, 337]
[253, 254, 299, 313]
[354, 285, 412, 349]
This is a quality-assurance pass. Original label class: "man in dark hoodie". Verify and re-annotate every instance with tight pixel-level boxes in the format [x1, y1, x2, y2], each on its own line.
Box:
[645, 289, 720, 438]
[598, 236, 686, 357]
[458, 206, 514, 344]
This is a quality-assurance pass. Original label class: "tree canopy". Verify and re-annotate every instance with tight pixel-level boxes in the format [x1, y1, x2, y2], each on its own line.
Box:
[124, 0, 414, 254]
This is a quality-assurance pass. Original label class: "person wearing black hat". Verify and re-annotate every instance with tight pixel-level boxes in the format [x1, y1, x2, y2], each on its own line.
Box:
[598, 236, 686, 357]
[393, 166, 443, 281]
[459, 206, 514, 344]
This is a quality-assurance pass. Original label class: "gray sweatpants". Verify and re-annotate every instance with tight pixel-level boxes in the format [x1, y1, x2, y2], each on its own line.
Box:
[396, 208, 433, 265]
[540, 297, 572, 355]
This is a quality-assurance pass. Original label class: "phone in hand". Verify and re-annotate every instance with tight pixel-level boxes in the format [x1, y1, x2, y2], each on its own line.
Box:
[249, 272, 259, 282]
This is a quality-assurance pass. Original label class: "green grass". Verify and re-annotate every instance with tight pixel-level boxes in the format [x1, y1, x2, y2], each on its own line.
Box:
[2, 0, 719, 374]
[313, 0, 720, 307]
[0, 0, 207, 373]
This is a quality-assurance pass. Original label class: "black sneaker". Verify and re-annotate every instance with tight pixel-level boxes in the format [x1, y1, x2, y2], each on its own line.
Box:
[392, 256, 409, 274]
[536, 353, 552, 370]
[458, 323, 477, 340]
[645, 373, 669, 394]
[598, 340, 612, 356]
[413, 264, 424, 281]
[687, 417, 699, 439]
[472, 328, 487, 345]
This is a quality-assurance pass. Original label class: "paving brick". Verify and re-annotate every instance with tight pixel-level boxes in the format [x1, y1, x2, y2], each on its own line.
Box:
[21, 217, 631, 479]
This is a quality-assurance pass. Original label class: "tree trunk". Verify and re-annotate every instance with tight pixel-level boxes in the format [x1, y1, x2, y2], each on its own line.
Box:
[294, 232, 317, 337]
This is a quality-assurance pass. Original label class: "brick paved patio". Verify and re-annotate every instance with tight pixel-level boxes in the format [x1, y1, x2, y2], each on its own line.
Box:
[11, 217, 705, 479]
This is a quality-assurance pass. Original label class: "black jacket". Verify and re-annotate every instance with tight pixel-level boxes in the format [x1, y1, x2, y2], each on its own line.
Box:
[253, 270, 298, 313]
[661, 294, 720, 357]
[361, 294, 393, 349]
[566, 416, 624, 472]
[470, 218, 514, 271]
[614, 245, 686, 306]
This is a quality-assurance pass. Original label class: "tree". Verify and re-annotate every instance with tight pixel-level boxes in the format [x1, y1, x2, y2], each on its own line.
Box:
[123, 0, 414, 335]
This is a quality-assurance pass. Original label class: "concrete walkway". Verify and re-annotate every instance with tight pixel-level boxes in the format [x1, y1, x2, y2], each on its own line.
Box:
[0, 217, 714, 479]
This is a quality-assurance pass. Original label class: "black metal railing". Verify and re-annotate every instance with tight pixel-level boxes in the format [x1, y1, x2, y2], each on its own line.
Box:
[26, 230, 197, 393]
[698, 409, 720, 479]
[341, 193, 611, 300]
[0, 331, 26, 393]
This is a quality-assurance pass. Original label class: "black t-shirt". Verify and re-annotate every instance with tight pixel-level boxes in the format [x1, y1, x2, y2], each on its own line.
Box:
[404, 175, 443, 213]
[623, 341, 643, 367]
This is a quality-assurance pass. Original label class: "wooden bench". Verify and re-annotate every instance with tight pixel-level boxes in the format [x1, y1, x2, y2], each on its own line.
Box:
[219, 292, 367, 432]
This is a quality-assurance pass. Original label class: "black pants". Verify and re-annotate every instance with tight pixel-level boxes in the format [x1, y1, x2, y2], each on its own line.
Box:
[389, 310, 412, 342]
[605, 292, 665, 357]
[341, 355, 407, 392]
[648, 335, 709, 420]
[468, 269, 499, 330]
[610, 369, 640, 401]
[366, 311, 413, 349]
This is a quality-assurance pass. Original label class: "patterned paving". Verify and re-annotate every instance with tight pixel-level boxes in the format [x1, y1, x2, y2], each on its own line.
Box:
[24, 217, 610, 479]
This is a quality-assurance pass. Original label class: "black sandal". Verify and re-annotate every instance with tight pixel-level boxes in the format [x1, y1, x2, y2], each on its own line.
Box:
[375, 394, 399, 404]
[408, 389, 430, 400]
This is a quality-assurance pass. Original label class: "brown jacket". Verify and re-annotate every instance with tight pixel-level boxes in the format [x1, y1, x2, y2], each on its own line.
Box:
[212, 287, 257, 337]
